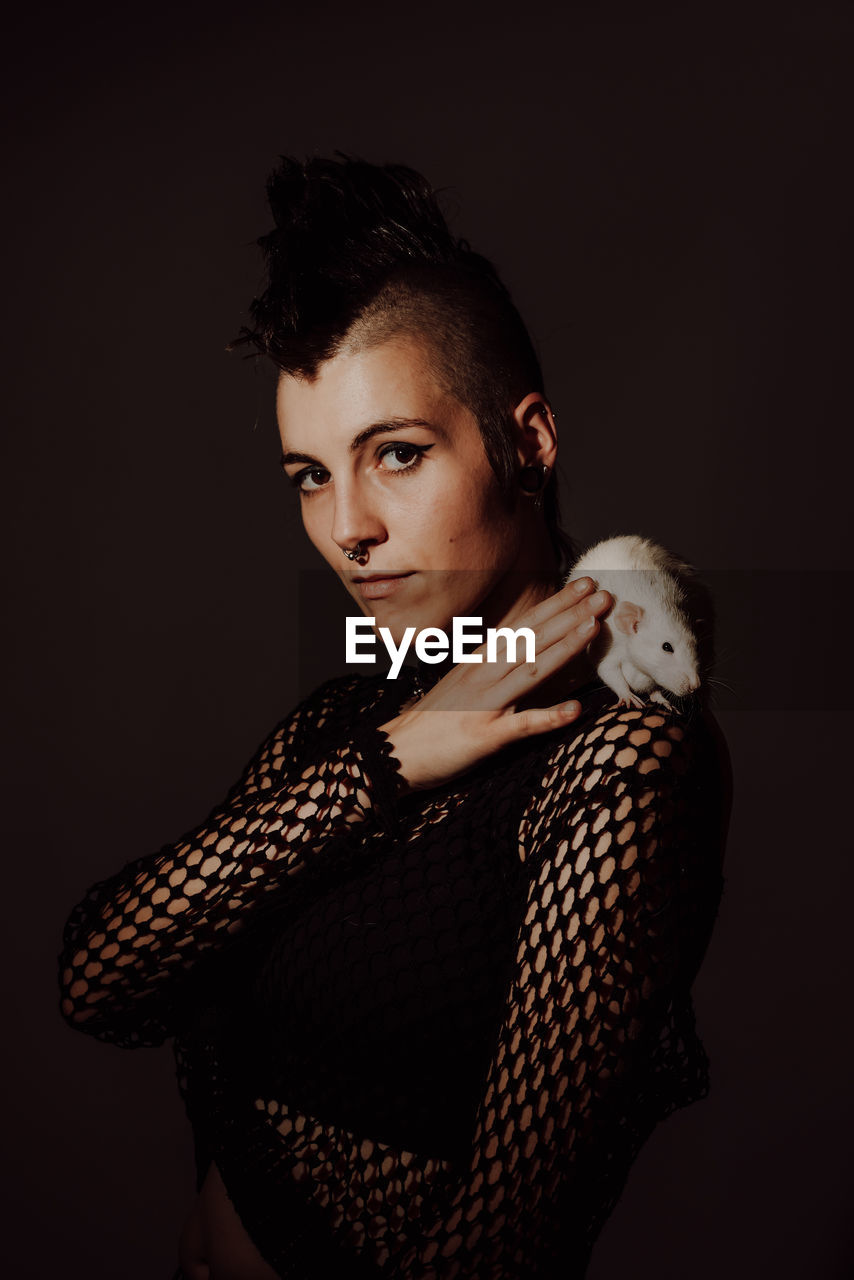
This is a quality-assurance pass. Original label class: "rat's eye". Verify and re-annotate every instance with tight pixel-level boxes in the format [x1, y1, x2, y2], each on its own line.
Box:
[662, 642, 674, 653]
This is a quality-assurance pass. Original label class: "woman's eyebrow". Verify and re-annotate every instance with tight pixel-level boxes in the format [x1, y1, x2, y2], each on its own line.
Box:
[280, 417, 440, 466]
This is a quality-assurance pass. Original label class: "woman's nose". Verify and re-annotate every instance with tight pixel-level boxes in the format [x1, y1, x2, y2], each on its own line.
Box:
[330, 484, 386, 558]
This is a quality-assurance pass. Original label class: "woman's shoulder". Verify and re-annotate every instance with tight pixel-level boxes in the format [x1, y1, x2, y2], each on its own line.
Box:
[525, 687, 729, 836]
[559, 683, 725, 772]
[518, 692, 728, 914]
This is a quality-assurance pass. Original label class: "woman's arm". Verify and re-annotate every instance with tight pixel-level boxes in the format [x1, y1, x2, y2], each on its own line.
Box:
[56, 574, 610, 1054]
[240, 702, 725, 1278]
[57, 674, 407, 1048]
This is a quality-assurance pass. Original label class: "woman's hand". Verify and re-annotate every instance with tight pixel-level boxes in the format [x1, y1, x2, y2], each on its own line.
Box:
[378, 577, 612, 793]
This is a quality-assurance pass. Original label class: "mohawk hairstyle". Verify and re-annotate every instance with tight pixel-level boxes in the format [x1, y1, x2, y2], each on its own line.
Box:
[231, 151, 574, 568]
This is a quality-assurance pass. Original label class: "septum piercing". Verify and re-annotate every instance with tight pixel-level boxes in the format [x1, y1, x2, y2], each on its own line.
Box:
[343, 543, 366, 561]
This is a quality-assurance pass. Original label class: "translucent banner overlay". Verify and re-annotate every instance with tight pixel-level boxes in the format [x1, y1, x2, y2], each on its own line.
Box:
[295, 568, 853, 711]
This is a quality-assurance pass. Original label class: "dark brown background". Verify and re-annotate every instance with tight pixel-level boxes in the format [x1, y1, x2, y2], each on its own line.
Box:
[4, 1, 852, 1276]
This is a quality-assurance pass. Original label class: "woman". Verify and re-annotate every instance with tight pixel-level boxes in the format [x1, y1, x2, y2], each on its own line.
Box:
[58, 154, 728, 1279]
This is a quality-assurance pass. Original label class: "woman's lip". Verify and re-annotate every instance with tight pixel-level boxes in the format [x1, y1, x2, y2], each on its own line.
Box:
[353, 572, 415, 600]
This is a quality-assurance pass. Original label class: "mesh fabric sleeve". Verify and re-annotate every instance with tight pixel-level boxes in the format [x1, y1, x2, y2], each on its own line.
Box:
[240, 702, 724, 1279]
[57, 675, 406, 1049]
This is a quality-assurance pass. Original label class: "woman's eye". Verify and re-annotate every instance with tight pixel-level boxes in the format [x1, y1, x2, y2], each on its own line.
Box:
[293, 467, 330, 493]
[378, 443, 428, 472]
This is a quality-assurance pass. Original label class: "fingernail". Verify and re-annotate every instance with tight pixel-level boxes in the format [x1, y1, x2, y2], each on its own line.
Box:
[573, 577, 593, 594]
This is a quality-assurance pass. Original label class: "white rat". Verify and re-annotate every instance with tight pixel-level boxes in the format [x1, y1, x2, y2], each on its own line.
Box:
[567, 534, 701, 710]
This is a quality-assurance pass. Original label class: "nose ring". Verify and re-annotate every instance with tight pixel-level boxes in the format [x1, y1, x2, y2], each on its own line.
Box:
[343, 542, 366, 562]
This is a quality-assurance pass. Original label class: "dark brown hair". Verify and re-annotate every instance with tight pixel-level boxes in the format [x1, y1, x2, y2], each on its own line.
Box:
[231, 152, 573, 568]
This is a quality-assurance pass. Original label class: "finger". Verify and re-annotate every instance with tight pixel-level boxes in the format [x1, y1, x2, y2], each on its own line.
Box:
[482, 586, 609, 689]
[466, 585, 611, 691]
[415, 581, 611, 709]
[496, 697, 585, 743]
[522, 574, 600, 630]
[423, 581, 604, 693]
[473, 576, 598, 664]
[492, 609, 604, 706]
[531, 588, 612, 660]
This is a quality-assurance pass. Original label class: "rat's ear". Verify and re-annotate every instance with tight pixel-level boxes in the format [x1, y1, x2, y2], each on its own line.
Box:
[612, 600, 643, 636]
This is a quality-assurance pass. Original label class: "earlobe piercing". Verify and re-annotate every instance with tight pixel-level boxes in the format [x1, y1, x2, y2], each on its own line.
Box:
[519, 464, 550, 494]
[519, 463, 551, 511]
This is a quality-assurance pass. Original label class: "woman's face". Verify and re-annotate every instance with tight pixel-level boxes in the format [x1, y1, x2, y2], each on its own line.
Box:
[276, 334, 550, 640]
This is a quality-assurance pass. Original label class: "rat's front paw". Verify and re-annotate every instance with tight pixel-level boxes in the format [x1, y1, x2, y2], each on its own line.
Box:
[616, 692, 646, 710]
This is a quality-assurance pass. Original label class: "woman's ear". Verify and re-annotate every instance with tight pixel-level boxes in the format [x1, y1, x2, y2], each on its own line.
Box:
[510, 392, 559, 472]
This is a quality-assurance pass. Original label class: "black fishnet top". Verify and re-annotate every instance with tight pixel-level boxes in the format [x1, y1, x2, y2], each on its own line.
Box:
[58, 664, 727, 1279]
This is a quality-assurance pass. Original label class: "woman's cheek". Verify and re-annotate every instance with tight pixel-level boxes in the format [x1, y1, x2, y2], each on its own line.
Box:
[423, 479, 493, 545]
